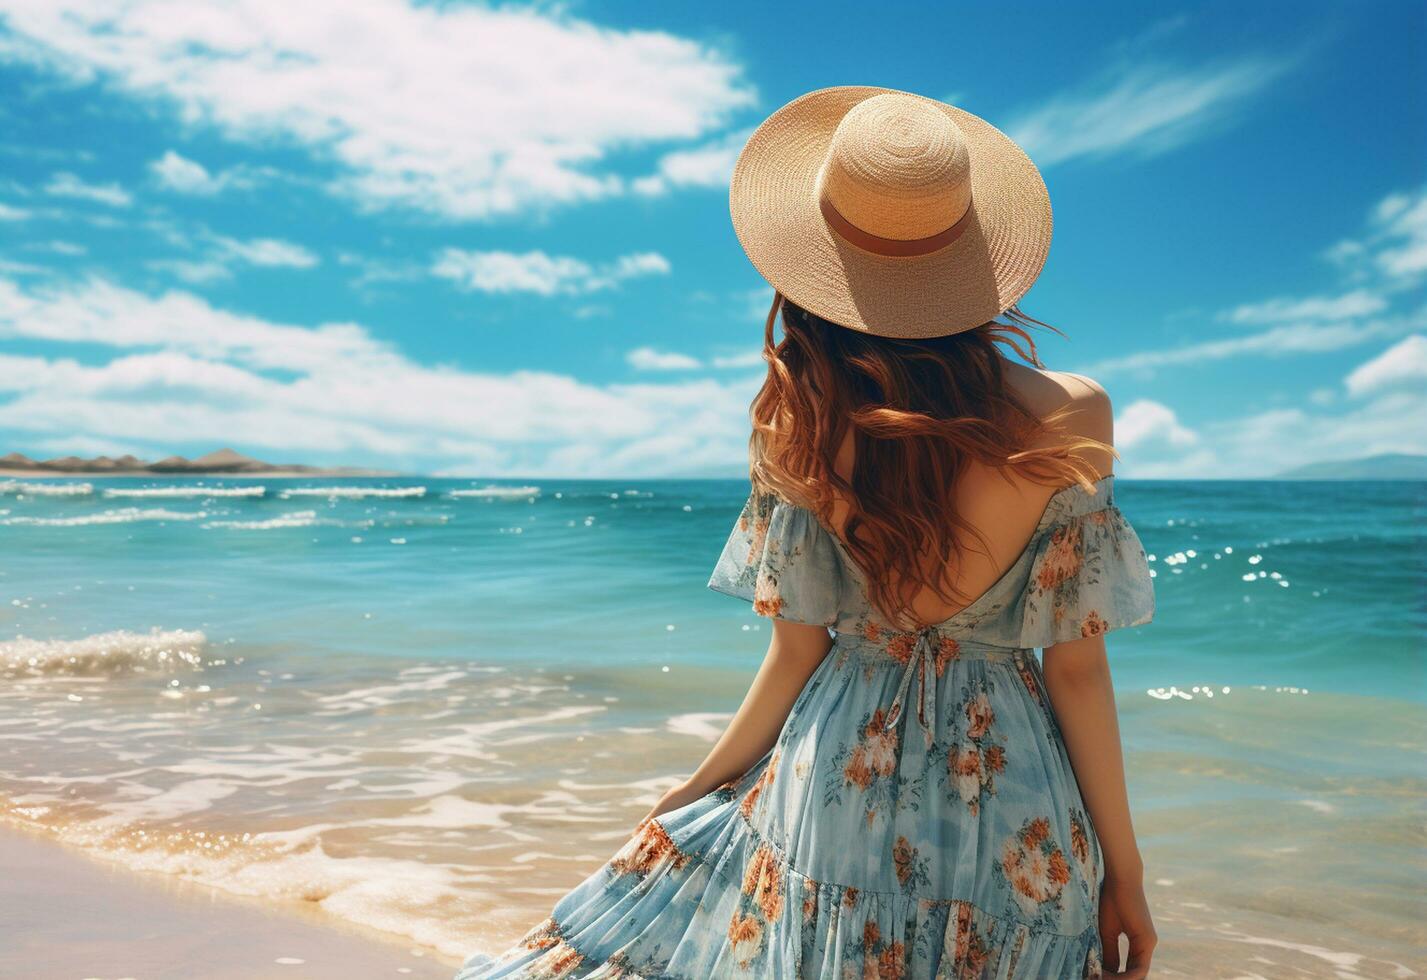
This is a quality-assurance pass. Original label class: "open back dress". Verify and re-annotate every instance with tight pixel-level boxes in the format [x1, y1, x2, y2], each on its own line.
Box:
[456, 474, 1155, 980]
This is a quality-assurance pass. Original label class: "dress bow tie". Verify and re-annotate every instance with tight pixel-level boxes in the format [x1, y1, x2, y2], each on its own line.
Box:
[881, 627, 942, 748]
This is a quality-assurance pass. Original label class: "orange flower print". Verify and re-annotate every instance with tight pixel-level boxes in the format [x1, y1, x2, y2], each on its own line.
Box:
[858, 919, 907, 979]
[964, 691, 994, 740]
[1017, 659, 1043, 704]
[745, 514, 770, 565]
[1000, 818, 1071, 916]
[875, 941, 907, 980]
[740, 845, 784, 921]
[863, 920, 881, 948]
[843, 886, 859, 908]
[844, 745, 874, 790]
[892, 836, 917, 887]
[862, 727, 898, 776]
[753, 577, 784, 617]
[948, 744, 984, 813]
[521, 917, 560, 951]
[740, 752, 778, 820]
[802, 877, 819, 922]
[843, 711, 899, 790]
[863, 621, 882, 643]
[983, 744, 1006, 775]
[610, 819, 688, 877]
[532, 940, 585, 979]
[934, 636, 960, 676]
[1088, 509, 1110, 526]
[886, 632, 915, 665]
[1080, 611, 1109, 638]
[1070, 810, 1095, 882]
[1035, 523, 1083, 592]
[951, 903, 993, 978]
[727, 910, 763, 967]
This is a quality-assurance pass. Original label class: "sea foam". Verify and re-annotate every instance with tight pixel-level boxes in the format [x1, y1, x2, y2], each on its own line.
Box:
[0, 628, 208, 676]
[104, 486, 267, 498]
[447, 486, 541, 500]
[0, 479, 93, 496]
[279, 486, 427, 499]
[0, 507, 209, 526]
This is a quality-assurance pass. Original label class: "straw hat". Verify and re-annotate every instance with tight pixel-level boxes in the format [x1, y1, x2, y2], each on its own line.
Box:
[729, 86, 1052, 339]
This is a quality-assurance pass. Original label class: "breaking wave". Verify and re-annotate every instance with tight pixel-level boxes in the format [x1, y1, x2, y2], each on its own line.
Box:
[0, 480, 94, 496]
[447, 486, 541, 500]
[0, 507, 209, 526]
[279, 486, 427, 499]
[0, 628, 210, 676]
[104, 486, 268, 498]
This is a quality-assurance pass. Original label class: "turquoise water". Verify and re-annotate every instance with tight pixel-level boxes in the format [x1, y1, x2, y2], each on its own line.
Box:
[0, 477, 1423, 975]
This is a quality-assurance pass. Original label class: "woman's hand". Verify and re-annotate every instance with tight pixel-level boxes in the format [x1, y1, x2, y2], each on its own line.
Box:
[1099, 871, 1157, 977]
[641, 779, 707, 824]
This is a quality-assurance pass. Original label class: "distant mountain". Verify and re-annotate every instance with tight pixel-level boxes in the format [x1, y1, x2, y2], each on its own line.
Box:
[0, 448, 396, 477]
[1274, 453, 1427, 480]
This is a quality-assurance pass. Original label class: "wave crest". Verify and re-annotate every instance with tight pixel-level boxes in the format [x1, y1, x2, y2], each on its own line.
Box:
[104, 486, 267, 498]
[279, 487, 426, 499]
[446, 486, 540, 500]
[0, 628, 210, 676]
[0, 480, 93, 496]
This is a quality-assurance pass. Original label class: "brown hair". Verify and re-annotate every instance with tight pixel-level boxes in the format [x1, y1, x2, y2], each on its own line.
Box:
[748, 293, 1114, 629]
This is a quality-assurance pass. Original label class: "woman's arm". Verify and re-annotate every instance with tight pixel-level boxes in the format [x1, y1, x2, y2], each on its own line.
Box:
[643, 618, 833, 821]
[1042, 637, 1157, 978]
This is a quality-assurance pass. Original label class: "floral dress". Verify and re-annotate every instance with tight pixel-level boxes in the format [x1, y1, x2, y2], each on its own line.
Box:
[456, 474, 1155, 980]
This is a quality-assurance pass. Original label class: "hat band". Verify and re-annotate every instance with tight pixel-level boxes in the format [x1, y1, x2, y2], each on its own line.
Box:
[818, 192, 973, 258]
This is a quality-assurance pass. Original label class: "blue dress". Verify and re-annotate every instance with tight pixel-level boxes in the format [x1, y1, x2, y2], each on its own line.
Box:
[457, 475, 1155, 979]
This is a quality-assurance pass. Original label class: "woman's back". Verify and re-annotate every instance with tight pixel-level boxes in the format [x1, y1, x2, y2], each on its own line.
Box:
[826, 362, 1117, 627]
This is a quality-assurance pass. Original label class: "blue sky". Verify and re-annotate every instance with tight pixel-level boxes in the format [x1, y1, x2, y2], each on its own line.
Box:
[0, 0, 1422, 478]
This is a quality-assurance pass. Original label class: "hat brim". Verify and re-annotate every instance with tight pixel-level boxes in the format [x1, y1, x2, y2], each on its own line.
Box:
[730, 86, 1052, 340]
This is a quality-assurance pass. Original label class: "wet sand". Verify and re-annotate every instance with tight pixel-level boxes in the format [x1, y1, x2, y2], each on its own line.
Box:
[0, 827, 457, 980]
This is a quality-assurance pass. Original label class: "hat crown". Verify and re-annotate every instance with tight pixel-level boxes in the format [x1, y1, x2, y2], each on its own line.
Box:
[818, 93, 973, 243]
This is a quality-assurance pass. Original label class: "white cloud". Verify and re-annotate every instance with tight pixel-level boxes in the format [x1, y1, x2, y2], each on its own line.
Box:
[633, 128, 752, 197]
[1007, 55, 1294, 167]
[1, 0, 754, 220]
[0, 274, 760, 476]
[711, 351, 765, 369]
[0, 202, 29, 221]
[43, 171, 132, 207]
[145, 231, 319, 282]
[1080, 312, 1420, 378]
[1344, 334, 1427, 397]
[213, 236, 318, 269]
[1115, 399, 1199, 450]
[627, 347, 701, 371]
[149, 150, 253, 195]
[1325, 185, 1427, 287]
[1111, 336, 1427, 478]
[431, 250, 669, 296]
[35, 240, 86, 256]
[145, 259, 237, 285]
[1088, 186, 1427, 379]
[1223, 290, 1387, 324]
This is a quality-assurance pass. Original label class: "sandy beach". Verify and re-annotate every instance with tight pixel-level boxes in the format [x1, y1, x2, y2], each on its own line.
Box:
[0, 827, 457, 979]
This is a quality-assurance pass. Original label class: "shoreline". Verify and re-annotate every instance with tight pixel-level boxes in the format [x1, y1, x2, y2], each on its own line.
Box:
[0, 825, 460, 979]
[0, 469, 400, 479]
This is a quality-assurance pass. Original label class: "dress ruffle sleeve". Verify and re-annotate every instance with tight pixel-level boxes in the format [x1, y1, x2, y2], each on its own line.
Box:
[1018, 491, 1156, 649]
[707, 490, 846, 628]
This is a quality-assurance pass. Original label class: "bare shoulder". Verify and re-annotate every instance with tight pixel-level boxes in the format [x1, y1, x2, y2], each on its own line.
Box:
[1002, 360, 1115, 477]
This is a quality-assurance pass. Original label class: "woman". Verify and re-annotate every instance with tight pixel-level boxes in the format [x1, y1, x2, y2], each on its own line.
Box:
[458, 86, 1157, 979]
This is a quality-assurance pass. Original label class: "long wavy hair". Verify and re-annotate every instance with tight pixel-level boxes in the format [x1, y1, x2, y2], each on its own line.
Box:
[748, 293, 1115, 629]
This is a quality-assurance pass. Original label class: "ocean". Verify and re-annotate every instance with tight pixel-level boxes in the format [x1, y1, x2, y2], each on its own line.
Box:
[0, 476, 1422, 977]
